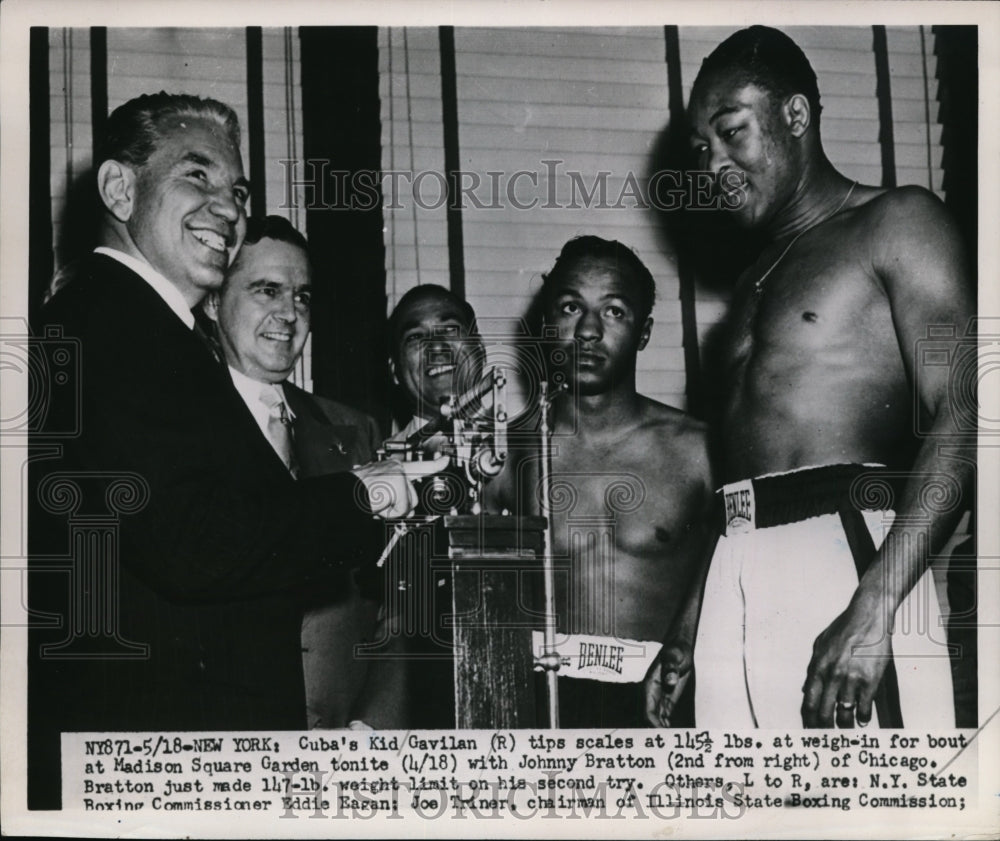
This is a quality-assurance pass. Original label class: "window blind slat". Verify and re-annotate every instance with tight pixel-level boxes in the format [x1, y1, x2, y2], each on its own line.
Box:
[448, 26, 682, 407]
[887, 26, 942, 191]
[380, 27, 449, 311]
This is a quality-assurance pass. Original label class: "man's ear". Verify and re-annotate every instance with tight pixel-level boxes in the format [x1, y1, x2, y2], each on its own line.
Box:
[637, 316, 653, 352]
[202, 292, 221, 324]
[389, 356, 399, 385]
[96, 159, 137, 222]
[783, 93, 811, 138]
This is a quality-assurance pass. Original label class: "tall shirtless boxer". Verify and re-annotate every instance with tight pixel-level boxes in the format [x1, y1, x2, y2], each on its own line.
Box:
[645, 27, 974, 729]
[493, 236, 714, 727]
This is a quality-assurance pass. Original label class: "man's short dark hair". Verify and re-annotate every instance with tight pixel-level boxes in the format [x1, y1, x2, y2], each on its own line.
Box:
[98, 91, 241, 169]
[388, 284, 477, 365]
[223, 215, 311, 292]
[694, 26, 822, 126]
[541, 236, 656, 322]
[243, 214, 308, 251]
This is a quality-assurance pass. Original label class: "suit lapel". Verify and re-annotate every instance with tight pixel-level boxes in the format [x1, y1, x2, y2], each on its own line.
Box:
[283, 385, 358, 477]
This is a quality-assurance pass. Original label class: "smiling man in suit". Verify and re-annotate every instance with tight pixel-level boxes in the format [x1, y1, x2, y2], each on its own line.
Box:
[204, 214, 384, 729]
[30, 93, 439, 807]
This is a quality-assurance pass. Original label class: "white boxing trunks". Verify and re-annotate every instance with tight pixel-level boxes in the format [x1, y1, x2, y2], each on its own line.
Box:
[694, 464, 954, 728]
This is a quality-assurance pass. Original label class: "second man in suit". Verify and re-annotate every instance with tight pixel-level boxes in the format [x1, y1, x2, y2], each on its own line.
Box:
[204, 214, 387, 728]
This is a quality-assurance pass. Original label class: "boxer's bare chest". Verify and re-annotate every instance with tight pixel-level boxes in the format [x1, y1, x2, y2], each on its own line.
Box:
[723, 216, 895, 391]
[717, 212, 911, 477]
[545, 430, 699, 561]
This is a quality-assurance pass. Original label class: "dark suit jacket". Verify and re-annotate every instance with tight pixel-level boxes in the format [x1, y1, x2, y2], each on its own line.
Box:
[282, 384, 385, 727]
[28, 253, 380, 807]
[284, 382, 379, 478]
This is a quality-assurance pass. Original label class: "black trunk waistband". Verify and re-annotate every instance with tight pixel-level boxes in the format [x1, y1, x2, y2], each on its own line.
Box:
[715, 464, 900, 535]
[712, 464, 906, 726]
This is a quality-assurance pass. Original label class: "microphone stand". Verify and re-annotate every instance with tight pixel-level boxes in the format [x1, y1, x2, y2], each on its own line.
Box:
[537, 381, 566, 728]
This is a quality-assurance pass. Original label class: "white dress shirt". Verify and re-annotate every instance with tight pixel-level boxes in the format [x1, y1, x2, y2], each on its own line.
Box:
[227, 366, 296, 459]
[94, 246, 195, 329]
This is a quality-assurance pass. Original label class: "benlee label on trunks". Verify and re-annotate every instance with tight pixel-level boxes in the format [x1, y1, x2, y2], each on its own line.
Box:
[531, 631, 660, 683]
[723, 479, 756, 534]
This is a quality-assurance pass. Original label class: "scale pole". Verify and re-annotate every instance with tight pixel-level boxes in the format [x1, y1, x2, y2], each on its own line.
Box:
[538, 382, 560, 728]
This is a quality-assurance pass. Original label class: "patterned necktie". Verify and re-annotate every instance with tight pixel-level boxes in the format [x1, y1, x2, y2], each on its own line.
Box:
[192, 319, 222, 364]
[260, 384, 298, 478]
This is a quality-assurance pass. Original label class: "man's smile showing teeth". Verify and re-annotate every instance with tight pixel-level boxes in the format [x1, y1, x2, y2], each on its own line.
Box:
[426, 364, 455, 377]
[262, 331, 292, 342]
[191, 229, 227, 252]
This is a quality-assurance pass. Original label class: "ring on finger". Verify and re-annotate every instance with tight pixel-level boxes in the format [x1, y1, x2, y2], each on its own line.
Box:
[836, 700, 856, 711]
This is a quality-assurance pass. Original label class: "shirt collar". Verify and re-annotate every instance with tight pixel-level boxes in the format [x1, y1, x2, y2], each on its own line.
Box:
[228, 366, 296, 421]
[94, 246, 196, 329]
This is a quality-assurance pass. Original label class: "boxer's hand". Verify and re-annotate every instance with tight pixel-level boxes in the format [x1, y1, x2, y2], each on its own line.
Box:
[352, 456, 450, 518]
[644, 642, 692, 727]
[801, 594, 892, 728]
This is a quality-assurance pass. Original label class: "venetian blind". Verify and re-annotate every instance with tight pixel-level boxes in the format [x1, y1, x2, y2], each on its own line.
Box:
[886, 25, 944, 197]
[450, 27, 685, 408]
[378, 27, 451, 310]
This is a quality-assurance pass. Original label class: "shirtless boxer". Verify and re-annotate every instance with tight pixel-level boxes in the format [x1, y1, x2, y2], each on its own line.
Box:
[493, 236, 714, 727]
[645, 27, 974, 729]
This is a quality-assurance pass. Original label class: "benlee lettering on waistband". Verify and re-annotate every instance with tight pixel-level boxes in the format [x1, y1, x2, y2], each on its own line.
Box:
[531, 631, 661, 684]
[722, 479, 756, 533]
[715, 464, 900, 536]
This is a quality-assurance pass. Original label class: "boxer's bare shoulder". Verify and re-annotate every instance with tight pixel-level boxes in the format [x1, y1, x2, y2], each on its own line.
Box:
[863, 186, 968, 291]
[720, 184, 969, 479]
[637, 394, 709, 445]
[553, 396, 709, 508]
[622, 396, 711, 493]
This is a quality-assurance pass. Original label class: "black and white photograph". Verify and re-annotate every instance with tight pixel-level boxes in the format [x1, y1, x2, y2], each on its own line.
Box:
[1, 1, 997, 837]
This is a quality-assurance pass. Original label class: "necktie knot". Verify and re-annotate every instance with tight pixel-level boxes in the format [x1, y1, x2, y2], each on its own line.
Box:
[260, 384, 291, 424]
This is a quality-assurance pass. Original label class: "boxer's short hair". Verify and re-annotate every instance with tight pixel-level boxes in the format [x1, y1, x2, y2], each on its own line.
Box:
[542, 235, 656, 322]
[695, 26, 822, 126]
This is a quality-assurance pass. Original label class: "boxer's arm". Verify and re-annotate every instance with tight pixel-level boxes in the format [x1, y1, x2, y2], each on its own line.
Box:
[802, 188, 975, 727]
[645, 518, 717, 726]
